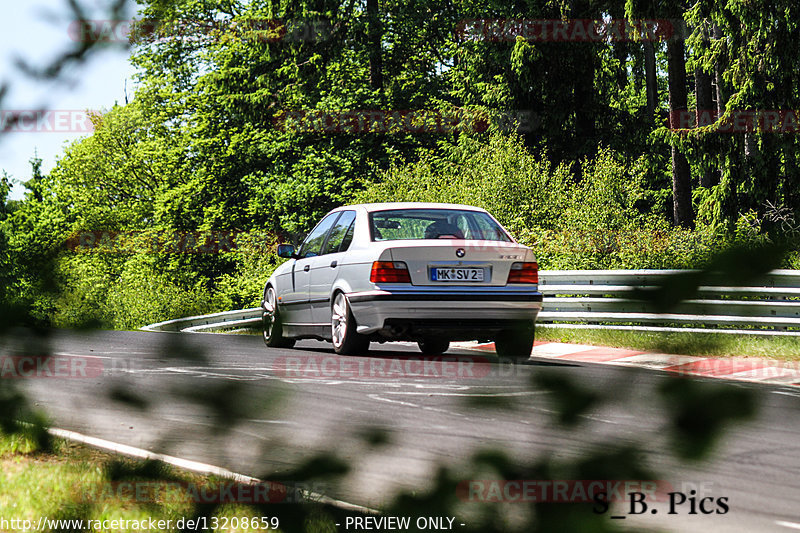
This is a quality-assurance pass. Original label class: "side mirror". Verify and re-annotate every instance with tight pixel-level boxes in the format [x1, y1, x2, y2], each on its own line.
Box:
[277, 244, 296, 259]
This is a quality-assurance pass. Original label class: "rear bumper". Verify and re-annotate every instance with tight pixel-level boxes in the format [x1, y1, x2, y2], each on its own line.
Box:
[346, 288, 542, 338]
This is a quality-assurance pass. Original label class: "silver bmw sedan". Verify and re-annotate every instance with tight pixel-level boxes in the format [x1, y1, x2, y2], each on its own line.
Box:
[261, 202, 542, 359]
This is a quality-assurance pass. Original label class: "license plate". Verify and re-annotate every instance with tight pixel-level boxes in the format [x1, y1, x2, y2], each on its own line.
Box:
[431, 267, 484, 282]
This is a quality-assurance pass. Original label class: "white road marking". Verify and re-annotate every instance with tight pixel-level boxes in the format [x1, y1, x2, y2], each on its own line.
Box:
[48, 427, 260, 483]
[530, 343, 599, 357]
[158, 367, 270, 380]
[47, 427, 379, 515]
[729, 367, 800, 380]
[611, 353, 699, 369]
[377, 390, 620, 423]
[368, 395, 420, 408]
[776, 520, 800, 530]
[54, 351, 155, 357]
[772, 390, 800, 398]
[367, 394, 461, 416]
[150, 365, 490, 391]
[52, 352, 109, 359]
[381, 390, 547, 397]
[580, 414, 620, 424]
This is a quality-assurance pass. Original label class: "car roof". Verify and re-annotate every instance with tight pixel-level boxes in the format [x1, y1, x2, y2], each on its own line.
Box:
[333, 202, 489, 213]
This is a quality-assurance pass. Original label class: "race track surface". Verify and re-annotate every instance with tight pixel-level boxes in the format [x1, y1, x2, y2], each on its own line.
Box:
[6, 329, 800, 532]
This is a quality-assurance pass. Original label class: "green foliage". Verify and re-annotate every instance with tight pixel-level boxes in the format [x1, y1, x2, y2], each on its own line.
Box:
[0, 173, 13, 304]
[0, 1, 785, 531]
[48, 254, 118, 329]
[356, 133, 572, 232]
[105, 256, 221, 330]
[358, 132, 766, 270]
[5, 0, 800, 329]
[212, 232, 286, 310]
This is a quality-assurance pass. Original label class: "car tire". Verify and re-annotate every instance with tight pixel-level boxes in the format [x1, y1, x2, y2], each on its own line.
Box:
[494, 328, 534, 362]
[262, 286, 295, 348]
[331, 292, 369, 355]
[417, 338, 450, 355]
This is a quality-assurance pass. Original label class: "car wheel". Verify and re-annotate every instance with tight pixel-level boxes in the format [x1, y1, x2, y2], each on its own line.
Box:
[494, 328, 534, 362]
[331, 292, 369, 355]
[262, 286, 295, 348]
[417, 338, 450, 355]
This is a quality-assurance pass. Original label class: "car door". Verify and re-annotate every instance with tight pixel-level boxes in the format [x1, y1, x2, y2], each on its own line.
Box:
[310, 210, 356, 324]
[280, 213, 340, 327]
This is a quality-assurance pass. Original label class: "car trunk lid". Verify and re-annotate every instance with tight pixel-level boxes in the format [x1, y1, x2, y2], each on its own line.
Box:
[385, 240, 534, 287]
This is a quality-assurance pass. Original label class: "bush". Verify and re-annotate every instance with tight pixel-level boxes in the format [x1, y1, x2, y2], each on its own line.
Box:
[16, 128, 796, 330]
[48, 254, 118, 329]
[356, 133, 572, 234]
[357, 132, 766, 270]
[212, 231, 285, 310]
[105, 255, 222, 330]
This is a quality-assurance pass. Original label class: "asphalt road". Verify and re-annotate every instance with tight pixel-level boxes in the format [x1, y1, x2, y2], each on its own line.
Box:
[5, 329, 800, 532]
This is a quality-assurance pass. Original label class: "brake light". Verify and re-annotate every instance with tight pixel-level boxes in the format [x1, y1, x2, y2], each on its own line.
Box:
[507, 262, 538, 284]
[370, 261, 412, 283]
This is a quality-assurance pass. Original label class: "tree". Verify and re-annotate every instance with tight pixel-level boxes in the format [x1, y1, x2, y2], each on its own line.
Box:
[367, 0, 383, 92]
[0, 172, 9, 220]
[667, 36, 694, 227]
[0, 173, 12, 305]
[684, 0, 800, 227]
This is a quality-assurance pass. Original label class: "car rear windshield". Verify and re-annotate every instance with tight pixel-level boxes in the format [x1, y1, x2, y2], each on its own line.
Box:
[370, 209, 512, 242]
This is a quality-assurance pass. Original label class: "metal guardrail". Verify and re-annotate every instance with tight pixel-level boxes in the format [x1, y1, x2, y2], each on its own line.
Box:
[141, 308, 262, 333]
[141, 270, 800, 336]
[537, 269, 800, 335]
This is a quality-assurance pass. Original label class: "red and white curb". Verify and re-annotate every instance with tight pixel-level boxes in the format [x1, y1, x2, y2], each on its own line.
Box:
[453, 341, 800, 386]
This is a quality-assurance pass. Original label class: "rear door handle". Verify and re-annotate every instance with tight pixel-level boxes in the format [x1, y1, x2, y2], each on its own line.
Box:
[303, 265, 310, 272]
[330, 261, 338, 268]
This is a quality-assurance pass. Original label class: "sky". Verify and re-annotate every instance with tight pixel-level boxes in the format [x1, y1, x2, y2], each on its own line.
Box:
[0, 0, 139, 200]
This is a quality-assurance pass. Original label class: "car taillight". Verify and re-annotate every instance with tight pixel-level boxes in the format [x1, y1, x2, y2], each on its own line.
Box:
[507, 262, 538, 284]
[370, 261, 412, 283]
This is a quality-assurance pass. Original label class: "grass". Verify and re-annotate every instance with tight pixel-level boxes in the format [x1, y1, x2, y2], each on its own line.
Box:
[536, 326, 800, 361]
[0, 430, 341, 533]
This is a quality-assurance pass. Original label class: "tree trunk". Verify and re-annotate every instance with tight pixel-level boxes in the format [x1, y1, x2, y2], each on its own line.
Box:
[613, 42, 627, 91]
[367, 0, 382, 92]
[784, 142, 800, 213]
[667, 38, 694, 228]
[712, 23, 729, 193]
[570, 0, 596, 180]
[695, 66, 716, 187]
[574, 46, 595, 151]
[712, 24, 727, 114]
[643, 41, 657, 122]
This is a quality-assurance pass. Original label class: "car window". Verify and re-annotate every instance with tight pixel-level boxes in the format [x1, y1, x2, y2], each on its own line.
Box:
[322, 211, 356, 254]
[339, 217, 356, 251]
[298, 213, 340, 258]
[454, 214, 471, 237]
[370, 209, 512, 242]
[468, 212, 514, 241]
